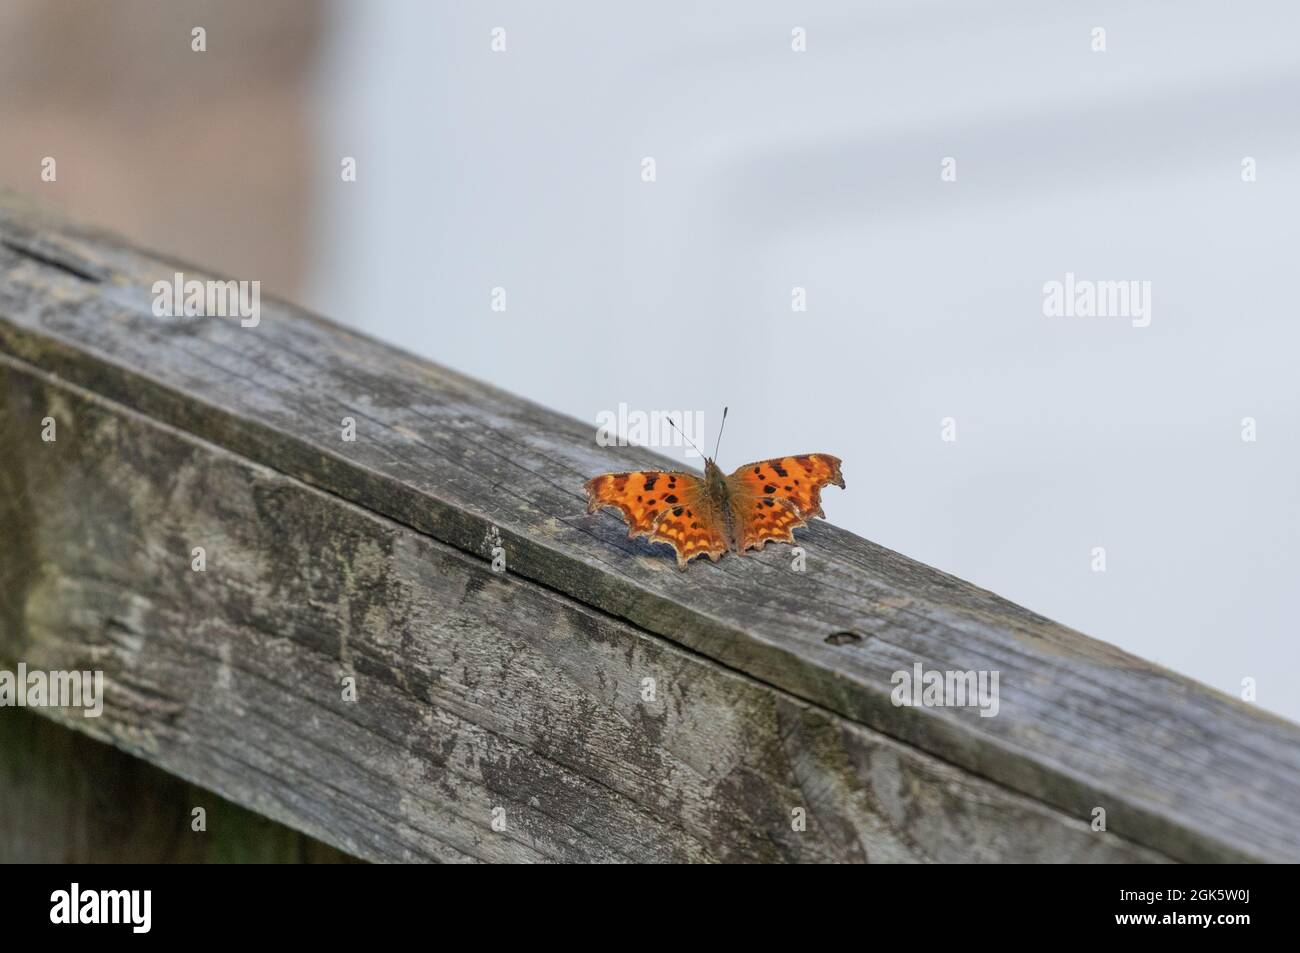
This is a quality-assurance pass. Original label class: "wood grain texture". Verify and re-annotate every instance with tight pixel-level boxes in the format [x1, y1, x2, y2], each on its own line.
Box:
[0, 358, 1167, 862]
[1, 191, 1297, 862]
[0, 707, 356, 863]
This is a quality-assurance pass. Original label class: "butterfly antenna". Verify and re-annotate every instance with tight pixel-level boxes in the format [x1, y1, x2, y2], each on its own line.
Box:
[712, 406, 728, 461]
[667, 415, 706, 459]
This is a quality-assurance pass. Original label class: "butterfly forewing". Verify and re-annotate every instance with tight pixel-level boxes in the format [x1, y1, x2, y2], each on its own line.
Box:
[728, 454, 844, 519]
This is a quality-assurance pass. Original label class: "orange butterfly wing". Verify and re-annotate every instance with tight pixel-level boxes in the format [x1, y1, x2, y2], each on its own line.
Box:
[726, 454, 845, 552]
[584, 470, 727, 568]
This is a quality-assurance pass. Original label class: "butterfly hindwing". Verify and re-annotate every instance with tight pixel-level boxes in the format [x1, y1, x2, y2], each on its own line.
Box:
[727, 454, 845, 553]
[584, 470, 727, 568]
[648, 497, 728, 568]
[733, 494, 806, 552]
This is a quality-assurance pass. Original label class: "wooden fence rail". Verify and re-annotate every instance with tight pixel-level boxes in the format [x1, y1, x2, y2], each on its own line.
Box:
[1, 191, 1297, 862]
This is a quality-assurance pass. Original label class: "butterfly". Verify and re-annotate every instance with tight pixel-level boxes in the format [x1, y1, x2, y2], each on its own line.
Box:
[583, 408, 844, 568]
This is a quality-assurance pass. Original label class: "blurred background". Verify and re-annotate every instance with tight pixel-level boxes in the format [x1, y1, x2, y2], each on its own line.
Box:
[1, 0, 1296, 722]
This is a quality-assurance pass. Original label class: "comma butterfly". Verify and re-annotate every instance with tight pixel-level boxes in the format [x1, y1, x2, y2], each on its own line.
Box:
[583, 408, 845, 568]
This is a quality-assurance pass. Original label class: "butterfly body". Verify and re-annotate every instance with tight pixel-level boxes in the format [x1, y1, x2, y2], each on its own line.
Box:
[701, 457, 738, 549]
[584, 453, 844, 569]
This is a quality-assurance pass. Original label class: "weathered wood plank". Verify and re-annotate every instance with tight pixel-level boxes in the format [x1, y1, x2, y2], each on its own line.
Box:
[0, 707, 357, 863]
[0, 356, 1168, 862]
[1, 192, 1297, 861]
